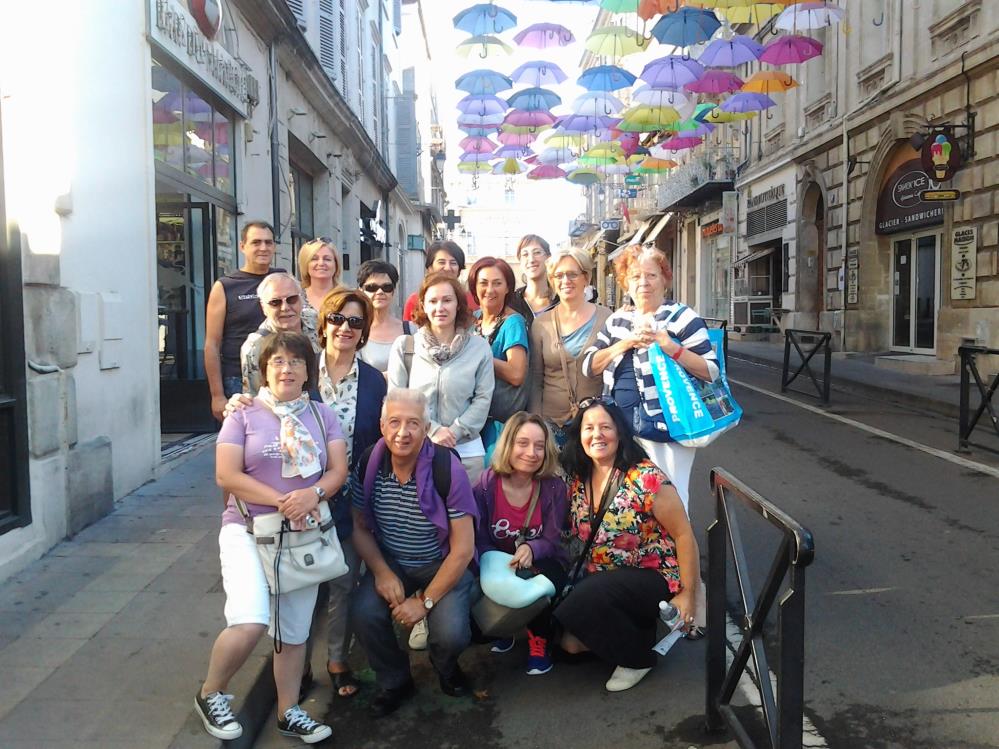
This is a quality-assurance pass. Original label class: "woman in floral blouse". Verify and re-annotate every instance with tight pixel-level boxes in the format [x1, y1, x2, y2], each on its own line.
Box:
[553, 397, 700, 692]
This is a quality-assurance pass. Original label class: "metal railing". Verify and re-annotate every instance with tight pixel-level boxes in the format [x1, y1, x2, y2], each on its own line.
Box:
[706, 468, 816, 749]
[781, 330, 831, 404]
[957, 344, 999, 453]
[703, 317, 729, 361]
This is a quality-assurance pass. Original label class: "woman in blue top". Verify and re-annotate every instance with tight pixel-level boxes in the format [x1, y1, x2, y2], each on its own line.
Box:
[469, 257, 529, 463]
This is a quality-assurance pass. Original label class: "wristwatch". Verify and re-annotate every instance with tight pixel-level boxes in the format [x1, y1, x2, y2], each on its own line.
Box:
[423, 596, 435, 612]
[313, 486, 326, 500]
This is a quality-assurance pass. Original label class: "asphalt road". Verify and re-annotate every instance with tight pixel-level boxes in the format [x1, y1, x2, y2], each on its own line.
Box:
[255, 359, 999, 749]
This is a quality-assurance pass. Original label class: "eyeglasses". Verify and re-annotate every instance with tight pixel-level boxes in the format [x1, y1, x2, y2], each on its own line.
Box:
[325, 312, 365, 330]
[553, 271, 582, 282]
[268, 357, 307, 369]
[265, 294, 301, 308]
[363, 282, 395, 294]
[578, 396, 617, 410]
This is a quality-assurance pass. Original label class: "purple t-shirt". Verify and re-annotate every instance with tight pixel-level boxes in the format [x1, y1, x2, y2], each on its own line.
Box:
[217, 399, 345, 526]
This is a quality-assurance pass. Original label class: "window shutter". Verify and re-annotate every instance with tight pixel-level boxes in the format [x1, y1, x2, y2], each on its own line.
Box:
[338, 0, 347, 88]
[285, 0, 306, 32]
[319, 0, 337, 83]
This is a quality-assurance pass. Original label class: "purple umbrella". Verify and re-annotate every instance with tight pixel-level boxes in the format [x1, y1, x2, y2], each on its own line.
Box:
[760, 34, 824, 65]
[557, 113, 621, 133]
[640, 55, 705, 90]
[456, 94, 509, 116]
[458, 112, 507, 127]
[493, 145, 534, 159]
[654, 135, 702, 152]
[510, 60, 567, 87]
[504, 109, 558, 128]
[698, 35, 763, 67]
[459, 124, 500, 135]
[459, 151, 494, 162]
[720, 92, 776, 113]
[684, 70, 744, 94]
[514, 23, 575, 48]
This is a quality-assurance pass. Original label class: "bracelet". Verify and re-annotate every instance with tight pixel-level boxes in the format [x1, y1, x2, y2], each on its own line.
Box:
[670, 346, 684, 362]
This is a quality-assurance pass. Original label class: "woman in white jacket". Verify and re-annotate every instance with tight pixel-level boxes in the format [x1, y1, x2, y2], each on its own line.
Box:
[387, 272, 495, 485]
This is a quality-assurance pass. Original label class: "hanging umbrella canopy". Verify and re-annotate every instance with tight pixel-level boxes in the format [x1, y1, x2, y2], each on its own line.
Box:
[501, 122, 554, 135]
[544, 131, 586, 148]
[527, 164, 568, 180]
[556, 113, 621, 133]
[759, 34, 824, 65]
[458, 112, 507, 127]
[641, 55, 705, 89]
[494, 158, 529, 174]
[572, 92, 625, 116]
[685, 0, 768, 7]
[494, 144, 534, 159]
[453, 4, 518, 35]
[458, 161, 492, 174]
[507, 87, 562, 111]
[585, 27, 650, 57]
[459, 124, 501, 135]
[650, 8, 721, 48]
[774, 2, 843, 31]
[456, 35, 514, 59]
[636, 156, 678, 172]
[498, 130, 537, 146]
[566, 168, 602, 185]
[455, 69, 513, 95]
[721, 91, 776, 112]
[685, 69, 744, 94]
[538, 147, 576, 164]
[638, 0, 684, 21]
[673, 119, 714, 137]
[504, 109, 558, 128]
[459, 151, 494, 163]
[699, 35, 763, 67]
[598, 163, 633, 175]
[586, 141, 625, 155]
[702, 107, 741, 123]
[578, 64, 637, 92]
[459, 135, 500, 152]
[514, 23, 576, 48]
[456, 94, 509, 116]
[743, 71, 798, 94]
[653, 134, 703, 152]
[631, 86, 693, 114]
[722, 3, 786, 26]
[510, 60, 568, 87]
[600, 0, 640, 11]
[621, 104, 683, 126]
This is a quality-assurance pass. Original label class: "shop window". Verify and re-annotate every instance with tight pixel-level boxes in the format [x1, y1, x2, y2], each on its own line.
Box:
[289, 162, 315, 270]
[151, 64, 184, 171]
[748, 256, 772, 297]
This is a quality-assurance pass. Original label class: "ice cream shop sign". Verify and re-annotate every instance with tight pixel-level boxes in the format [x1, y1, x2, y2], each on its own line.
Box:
[875, 159, 945, 235]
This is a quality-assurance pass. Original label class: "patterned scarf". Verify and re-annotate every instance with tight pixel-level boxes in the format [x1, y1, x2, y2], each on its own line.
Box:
[419, 327, 469, 365]
[256, 387, 322, 479]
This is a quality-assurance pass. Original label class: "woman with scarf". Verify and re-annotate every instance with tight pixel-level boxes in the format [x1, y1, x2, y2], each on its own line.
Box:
[387, 272, 494, 486]
[198, 331, 347, 744]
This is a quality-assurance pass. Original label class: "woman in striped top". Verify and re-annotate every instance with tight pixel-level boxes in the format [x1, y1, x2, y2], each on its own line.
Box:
[580, 244, 718, 512]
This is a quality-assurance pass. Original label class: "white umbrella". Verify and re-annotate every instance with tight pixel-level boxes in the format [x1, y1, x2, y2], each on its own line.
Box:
[774, 2, 844, 31]
[571, 92, 625, 116]
[539, 147, 577, 165]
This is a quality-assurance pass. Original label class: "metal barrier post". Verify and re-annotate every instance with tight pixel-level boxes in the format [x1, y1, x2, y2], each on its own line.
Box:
[781, 330, 832, 404]
[956, 343, 999, 454]
[705, 506, 728, 733]
[958, 345, 972, 453]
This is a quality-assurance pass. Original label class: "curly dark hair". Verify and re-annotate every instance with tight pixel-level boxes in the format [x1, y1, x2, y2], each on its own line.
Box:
[560, 399, 649, 483]
[411, 272, 473, 330]
[258, 331, 318, 395]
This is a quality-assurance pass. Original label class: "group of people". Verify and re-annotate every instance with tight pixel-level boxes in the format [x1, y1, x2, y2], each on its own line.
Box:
[195, 221, 717, 744]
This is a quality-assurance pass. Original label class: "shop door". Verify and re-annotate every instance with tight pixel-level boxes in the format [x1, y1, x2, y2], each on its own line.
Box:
[891, 233, 939, 353]
[157, 201, 216, 432]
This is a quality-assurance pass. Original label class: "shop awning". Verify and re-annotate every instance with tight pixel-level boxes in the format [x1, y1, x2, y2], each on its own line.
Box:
[731, 245, 775, 268]
[643, 212, 674, 245]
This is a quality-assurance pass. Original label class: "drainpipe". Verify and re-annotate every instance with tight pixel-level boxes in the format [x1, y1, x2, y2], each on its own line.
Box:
[269, 41, 282, 244]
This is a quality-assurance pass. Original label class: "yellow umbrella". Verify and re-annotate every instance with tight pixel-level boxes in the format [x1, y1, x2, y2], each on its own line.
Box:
[458, 162, 492, 174]
[620, 105, 683, 126]
[587, 141, 625, 155]
[500, 123, 552, 135]
[721, 3, 786, 25]
[703, 108, 740, 124]
[456, 35, 513, 59]
[743, 71, 799, 94]
[686, 0, 758, 8]
[585, 27, 650, 58]
[544, 133, 585, 148]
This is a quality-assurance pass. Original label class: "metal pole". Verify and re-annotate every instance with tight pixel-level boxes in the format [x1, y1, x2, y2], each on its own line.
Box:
[777, 568, 807, 749]
[822, 334, 831, 404]
[705, 495, 727, 732]
[958, 346, 970, 453]
[781, 330, 791, 392]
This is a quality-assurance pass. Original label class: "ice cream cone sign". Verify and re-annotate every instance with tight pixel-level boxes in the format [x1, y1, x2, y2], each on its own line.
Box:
[920, 131, 961, 182]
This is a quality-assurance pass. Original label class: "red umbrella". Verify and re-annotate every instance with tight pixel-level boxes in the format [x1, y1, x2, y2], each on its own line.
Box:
[498, 131, 537, 146]
[759, 35, 823, 65]
[527, 164, 567, 180]
[655, 135, 703, 152]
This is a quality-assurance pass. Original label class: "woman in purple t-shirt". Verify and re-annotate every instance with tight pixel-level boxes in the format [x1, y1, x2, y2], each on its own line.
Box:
[195, 332, 347, 744]
[473, 412, 568, 677]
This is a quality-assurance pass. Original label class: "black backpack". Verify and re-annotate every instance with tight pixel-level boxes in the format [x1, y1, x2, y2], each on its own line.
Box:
[357, 442, 457, 502]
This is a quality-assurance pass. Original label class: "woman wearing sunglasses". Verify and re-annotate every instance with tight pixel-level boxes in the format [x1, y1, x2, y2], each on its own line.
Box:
[298, 238, 342, 339]
[553, 397, 700, 693]
[356, 260, 414, 373]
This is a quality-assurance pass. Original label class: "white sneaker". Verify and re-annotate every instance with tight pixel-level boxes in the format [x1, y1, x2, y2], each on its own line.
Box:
[605, 666, 652, 692]
[408, 618, 429, 650]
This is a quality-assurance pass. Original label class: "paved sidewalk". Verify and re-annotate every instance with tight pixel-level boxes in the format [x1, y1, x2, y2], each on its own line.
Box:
[0, 445, 273, 749]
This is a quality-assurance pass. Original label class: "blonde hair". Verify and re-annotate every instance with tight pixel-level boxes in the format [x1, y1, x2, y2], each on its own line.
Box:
[298, 239, 341, 288]
[490, 412, 560, 478]
[547, 246, 594, 281]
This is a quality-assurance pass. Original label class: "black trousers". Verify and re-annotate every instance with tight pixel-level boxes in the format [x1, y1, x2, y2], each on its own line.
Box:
[552, 567, 673, 669]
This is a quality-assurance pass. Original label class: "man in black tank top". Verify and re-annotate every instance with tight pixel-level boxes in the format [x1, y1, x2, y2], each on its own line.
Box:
[204, 221, 284, 421]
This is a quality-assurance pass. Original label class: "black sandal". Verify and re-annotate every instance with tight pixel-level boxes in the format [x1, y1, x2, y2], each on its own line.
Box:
[329, 669, 360, 698]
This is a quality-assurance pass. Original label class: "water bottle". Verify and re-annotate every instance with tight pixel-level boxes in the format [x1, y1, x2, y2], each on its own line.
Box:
[659, 601, 683, 632]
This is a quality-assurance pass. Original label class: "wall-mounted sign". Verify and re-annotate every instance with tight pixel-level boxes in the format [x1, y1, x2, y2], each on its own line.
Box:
[875, 159, 945, 235]
[701, 222, 724, 238]
[188, 0, 222, 40]
[746, 183, 785, 211]
[616, 188, 638, 198]
[920, 131, 962, 182]
[625, 175, 641, 186]
[951, 225, 977, 300]
[721, 191, 738, 235]
[920, 189, 961, 202]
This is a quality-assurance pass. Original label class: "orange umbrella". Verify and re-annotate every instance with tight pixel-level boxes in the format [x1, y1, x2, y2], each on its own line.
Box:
[637, 0, 684, 21]
[742, 70, 799, 94]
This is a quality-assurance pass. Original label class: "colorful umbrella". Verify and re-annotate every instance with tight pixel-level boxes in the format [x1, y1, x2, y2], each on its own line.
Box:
[507, 87, 562, 111]
[774, 2, 843, 31]
[698, 35, 763, 67]
[722, 3, 786, 26]
[459, 151, 494, 162]
[493, 145, 534, 159]
[650, 8, 721, 48]
[566, 168, 602, 185]
[501, 122, 554, 135]
[538, 147, 576, 164]
[504, 109, 558, 128]
[458, 112, 507, 127]
[510, 60, 568, 87]
[456, 35, 513, 60]
[514, 23, 575, 48]
[654, 135, 702, 152]
[557, 113, 621, 133]
[459, 124, 501, 135]
[720, 92, 776, 112]
[527, 164, 568, 180]
[684, 69, 744, 94]
[673, 119, 715, 137]
[543, 132, 586, 148]
[638, 0, 684, 21]
[497, 131, 537, 146]
[458, 162, 492, 174]
[455, 69, 513, 95]
[702, 107, 741, 124]
[577, 65, 637, 92]
[585, 27, 650, 57]
[456, 94, 509, 116]
[494, 158, 529, 175]
[631, 86, 692, 112]
[459, 135, 499, 152]
[621, 104, 683, 126]
[742, 71, 798, 94]
[572, 92, 625, 116]
[636, 156, 678, 172]
[759, 35, 823, 65]
[600, 0, 640, 12]
[453, 4, 517, 35]
[641, 55, 705, 89]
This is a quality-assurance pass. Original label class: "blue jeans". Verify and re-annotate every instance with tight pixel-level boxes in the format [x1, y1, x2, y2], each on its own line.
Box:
[222, 376, 243, 398]
[350, 556, 477, 690]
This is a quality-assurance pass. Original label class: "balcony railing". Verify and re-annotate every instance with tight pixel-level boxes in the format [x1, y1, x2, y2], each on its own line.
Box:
[657, 156, 737, 211]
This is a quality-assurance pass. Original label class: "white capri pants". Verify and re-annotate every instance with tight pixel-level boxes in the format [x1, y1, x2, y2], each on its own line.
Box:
[218, 523, 319, 646]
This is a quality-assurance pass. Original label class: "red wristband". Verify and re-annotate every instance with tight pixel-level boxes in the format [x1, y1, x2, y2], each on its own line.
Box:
[670, 346, 684, 361]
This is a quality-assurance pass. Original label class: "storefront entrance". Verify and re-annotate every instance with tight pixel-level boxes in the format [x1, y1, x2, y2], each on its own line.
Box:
[891, 232, 939, 353]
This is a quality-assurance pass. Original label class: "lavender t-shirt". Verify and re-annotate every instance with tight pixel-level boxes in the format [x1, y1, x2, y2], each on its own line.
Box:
[217, 400, 345, 527]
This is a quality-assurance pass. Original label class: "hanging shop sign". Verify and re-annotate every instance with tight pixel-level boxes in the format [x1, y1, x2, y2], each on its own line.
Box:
[920, 131, 963, 183]
[920, 189, 961, 202]
[701, 222, 724, 238]
[950, 226, 977, 301]
[721, 191, 738, 235]
[875, 159, 945, 235]
[149, 0, 256, 117]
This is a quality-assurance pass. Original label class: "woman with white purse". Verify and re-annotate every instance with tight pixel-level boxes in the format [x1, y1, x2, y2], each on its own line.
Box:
[197, 331, 348, 745]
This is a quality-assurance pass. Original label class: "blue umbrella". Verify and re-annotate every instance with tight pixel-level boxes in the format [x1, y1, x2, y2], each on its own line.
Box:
[455, 69, 514, 95]
[721, 92, 776, 113]
[453, 4, 517, 36]
[650, 8, 721, 48]
[510, 60, 568, 87]
[577, 64, 636, 92]
[556, 113, 620, 133]
[459, 125, 500, 136]
[507, 87, 562, 111]
[456, 94, 509, 116]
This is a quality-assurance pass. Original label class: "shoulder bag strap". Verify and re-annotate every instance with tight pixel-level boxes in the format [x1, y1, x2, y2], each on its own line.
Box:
[555, 469, 621, 604]
[551, 311, 578, 413]
[514, 480, 543, 547]
[308, 400, 328, 472]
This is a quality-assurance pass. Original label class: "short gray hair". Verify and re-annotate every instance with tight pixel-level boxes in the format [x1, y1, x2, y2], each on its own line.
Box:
[257, 272, 303, 301]
[381, 388, 431, 424]
[547, 247, 593, 279]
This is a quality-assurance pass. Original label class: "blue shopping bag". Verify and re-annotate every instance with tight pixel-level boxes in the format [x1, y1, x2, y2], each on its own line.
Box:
[644, 326, 742, 448]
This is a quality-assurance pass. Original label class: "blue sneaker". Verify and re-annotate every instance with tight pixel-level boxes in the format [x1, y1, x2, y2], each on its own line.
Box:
[490, 637, 515, 653]
[526, 630, 552, 675]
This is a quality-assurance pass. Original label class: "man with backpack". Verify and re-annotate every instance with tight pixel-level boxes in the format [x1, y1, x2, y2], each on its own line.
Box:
[349, 389, 479, 717]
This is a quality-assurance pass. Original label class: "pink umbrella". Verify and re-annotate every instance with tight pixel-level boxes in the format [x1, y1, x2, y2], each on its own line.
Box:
[498, 131, 537, 146]
[760, 35, 824, 65]
[514, 23, 575, 48]
[655, 135, 703, 152]
[504, 110, 558, 128]
[527, 164, 567, 180]
[459, 135, 499, 153]
[685, 70, 744, 94]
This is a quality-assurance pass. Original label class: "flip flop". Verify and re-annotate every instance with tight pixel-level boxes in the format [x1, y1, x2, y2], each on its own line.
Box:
[329, 670, 360, 699]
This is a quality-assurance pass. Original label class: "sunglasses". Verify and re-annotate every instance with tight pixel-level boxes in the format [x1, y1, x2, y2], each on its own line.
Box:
[578, 396, 617, 410]
[325, 312, 365, 330]
[363, 282, 395, 294]
[265, 294, 300, 308]
[313, 236, 333, 244]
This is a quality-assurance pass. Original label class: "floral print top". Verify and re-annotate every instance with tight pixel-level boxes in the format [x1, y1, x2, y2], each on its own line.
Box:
[568, 459, 681, 592]
[318, 354, 358, 464]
